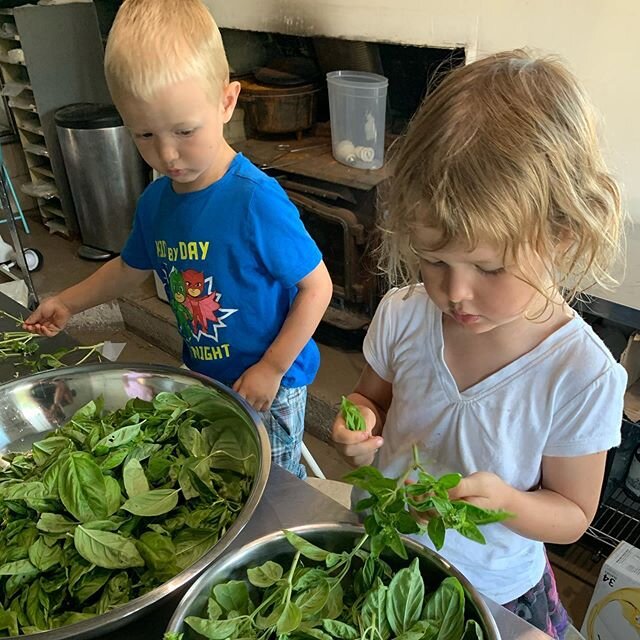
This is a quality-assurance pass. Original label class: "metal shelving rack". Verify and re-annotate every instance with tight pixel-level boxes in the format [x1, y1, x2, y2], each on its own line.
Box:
[0, 3, 111, 238]
[588, 485, 640, 551]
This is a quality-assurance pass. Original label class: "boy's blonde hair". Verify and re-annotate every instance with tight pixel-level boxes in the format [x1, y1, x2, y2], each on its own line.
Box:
[104, 0, 229, 102]
[381, 50, 623, 302]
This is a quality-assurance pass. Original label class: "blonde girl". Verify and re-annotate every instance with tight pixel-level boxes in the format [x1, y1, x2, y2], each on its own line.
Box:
[332, 50, 627, 639]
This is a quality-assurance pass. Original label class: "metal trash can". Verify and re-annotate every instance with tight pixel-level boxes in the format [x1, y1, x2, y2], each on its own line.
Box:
[55, 103, 149, 260]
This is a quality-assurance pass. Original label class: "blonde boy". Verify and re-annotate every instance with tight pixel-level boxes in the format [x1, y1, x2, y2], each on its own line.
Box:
[25, 0, 333, 478]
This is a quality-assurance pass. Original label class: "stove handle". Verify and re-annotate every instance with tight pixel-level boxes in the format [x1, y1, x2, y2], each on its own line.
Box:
[288, 192, 365, 244]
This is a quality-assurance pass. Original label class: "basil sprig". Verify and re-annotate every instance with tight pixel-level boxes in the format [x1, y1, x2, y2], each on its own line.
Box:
[345, 445, 512, 552]
[340, 396, 367, 431]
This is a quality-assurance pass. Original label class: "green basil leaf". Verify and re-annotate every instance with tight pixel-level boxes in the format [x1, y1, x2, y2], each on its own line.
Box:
[342, 465, 385, 490]
[51, 612, 96, 629]
[395, 510, 421, 535]
[71, 567, 111, 604]
[247, 560, 283, 588]
[428, 516, 446, 551]
[123, 458, 150, 498]
[423, 576, 465, 640]
[304, 628, 333, 640]
[457, 521, 486, 545]
[322, 619, 359, 639]
[213, 580, 251, 614]
[361, 578, 390, 638]
[340, 396, 367, 431]
[398, 620, 440, 640]
[57, 453, 108, 523]
[325, 552, 344, 568]
[96, 571, 131, 615]
[184, 616, 241, 640]
[36, 513, 76, 534]
[136, 531, 177, 572]
[178, 423, 206, 458]
[100, 448, 130, 471]
[25, 579, 47, 628]
[74, 525, 145, 569]
[385, 527, 408, 559]
[277, 601, 302, 635]
[452, 501, 512, 525]
[122, 489, 179, 517]
[323, 579, 344, 620]
[95, 424, 141, 450]
[3, 481, 46, 501]
[178, 457, 211, 501]
[104, 475, 123, 517]
[0, 559, 38, 576]
[293, 568, 327, 592]
[436, 473, 462, 490]
[32, 437, 71, 467]
[153, 392, 189, 413]
[462, 619, 485, 640]
[174, 528, 218, 570]
[82, 518, 127, 532]
[431, 497, 454, 517]
[207, 597, 222, 621]
[355, 496, 377, 511]
[283, 530, 330, 561]
[28, 538, 62, 572]
[386, 557, 424, 635]
[0, 610, 19, 636]
[295, 579, 330, 616]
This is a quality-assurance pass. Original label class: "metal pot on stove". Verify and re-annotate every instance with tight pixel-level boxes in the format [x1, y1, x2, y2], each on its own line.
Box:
[238, 57, 322, 138]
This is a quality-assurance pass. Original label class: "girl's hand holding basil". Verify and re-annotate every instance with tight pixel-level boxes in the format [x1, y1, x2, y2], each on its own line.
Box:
[331, 396, 382, 467]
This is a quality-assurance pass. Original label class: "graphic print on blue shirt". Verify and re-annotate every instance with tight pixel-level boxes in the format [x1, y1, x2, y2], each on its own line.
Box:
[164, 264, 236, 343]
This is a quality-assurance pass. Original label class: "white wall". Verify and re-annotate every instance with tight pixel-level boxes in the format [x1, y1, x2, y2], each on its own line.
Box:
[205, 0, 640, 310]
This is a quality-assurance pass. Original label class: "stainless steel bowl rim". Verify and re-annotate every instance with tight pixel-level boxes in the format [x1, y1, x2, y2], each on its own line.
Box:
[0, 363, 271, 640]
[166, 522, 502, 640]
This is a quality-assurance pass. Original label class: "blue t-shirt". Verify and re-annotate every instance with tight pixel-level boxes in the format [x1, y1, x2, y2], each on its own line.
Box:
[121, 153, 322, 387]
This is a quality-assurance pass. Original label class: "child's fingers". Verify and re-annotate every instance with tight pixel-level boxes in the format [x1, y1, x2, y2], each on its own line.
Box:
[24, 309, 43, 326]
[24, 322, 57, 337]
[331, 421, 371, 445]
[334, 436, 383, 465]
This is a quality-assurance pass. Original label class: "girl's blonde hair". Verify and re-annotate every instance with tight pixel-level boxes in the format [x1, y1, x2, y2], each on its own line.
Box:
[104, 0, 229, 103]
[381, 50, 623, 302]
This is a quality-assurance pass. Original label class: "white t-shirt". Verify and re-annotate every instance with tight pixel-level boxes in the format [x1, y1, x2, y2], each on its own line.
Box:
[358, 285, 626, 603]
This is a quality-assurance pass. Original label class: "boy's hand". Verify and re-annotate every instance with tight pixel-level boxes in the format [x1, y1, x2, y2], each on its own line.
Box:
[23, 297, 72, 337]
[233, 360, 283, 413]
[331, 404, 383, 467]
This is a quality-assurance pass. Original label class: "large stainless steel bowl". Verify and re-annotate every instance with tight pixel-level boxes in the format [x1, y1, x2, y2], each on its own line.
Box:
[0, 363, 271, 639]
[166, 523, 501, 640]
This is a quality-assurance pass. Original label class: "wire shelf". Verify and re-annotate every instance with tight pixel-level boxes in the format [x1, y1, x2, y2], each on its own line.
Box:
[587, 486, 640, 550]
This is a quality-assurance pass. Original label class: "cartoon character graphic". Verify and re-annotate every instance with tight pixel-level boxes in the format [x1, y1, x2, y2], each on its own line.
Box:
[182, 269, 221, 335]
[168, 269, 193, 338]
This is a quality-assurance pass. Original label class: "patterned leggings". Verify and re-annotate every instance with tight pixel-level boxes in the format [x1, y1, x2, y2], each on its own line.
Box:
[503, 555, 570, 639]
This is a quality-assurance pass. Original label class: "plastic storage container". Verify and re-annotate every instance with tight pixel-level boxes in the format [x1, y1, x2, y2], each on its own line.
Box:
[327, 70, 388, 170]
[55, 103, 149, 259]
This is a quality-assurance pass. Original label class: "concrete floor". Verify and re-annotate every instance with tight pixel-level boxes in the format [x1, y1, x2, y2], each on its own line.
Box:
[8, 213, 601, 627]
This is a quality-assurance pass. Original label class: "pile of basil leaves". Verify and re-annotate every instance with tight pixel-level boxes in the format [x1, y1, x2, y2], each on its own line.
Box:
[0, 386, 257, 636]
[177, 530, 486, 640]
